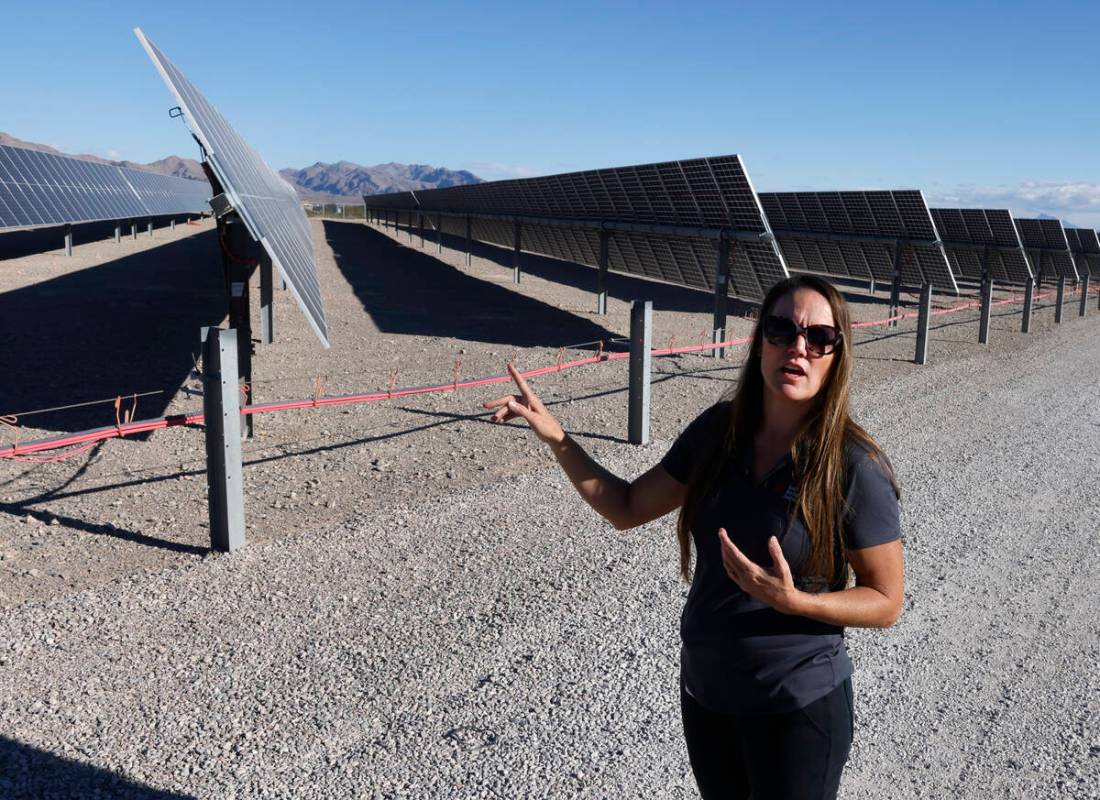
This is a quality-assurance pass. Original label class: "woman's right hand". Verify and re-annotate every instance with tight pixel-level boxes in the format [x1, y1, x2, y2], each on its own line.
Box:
[483, 363, 566, 446]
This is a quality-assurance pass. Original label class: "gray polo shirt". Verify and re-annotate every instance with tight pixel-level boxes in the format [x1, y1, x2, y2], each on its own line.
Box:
[661, 402, 901, 715]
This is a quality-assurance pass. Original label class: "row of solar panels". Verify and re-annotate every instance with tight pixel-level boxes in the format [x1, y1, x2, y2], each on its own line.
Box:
[367, 170, 1092, 302]
[0, 143, 210, 230]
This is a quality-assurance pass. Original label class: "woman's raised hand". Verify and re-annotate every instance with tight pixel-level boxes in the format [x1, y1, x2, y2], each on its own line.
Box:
[483, 363, 566, 446]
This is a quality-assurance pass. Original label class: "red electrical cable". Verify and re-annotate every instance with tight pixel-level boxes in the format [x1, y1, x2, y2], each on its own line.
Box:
[0, 284, 1085, 461]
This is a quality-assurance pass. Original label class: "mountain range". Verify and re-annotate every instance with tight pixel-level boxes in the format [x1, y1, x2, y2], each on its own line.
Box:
[0, 132, 482, 201]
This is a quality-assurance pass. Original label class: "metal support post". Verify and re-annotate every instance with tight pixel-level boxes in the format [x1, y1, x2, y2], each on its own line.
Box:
[260, 254, 274, 344]
[1055, 276, 1066, 323]
[712, 239, 731, 358]
[147, 219, 153, 236]
[628, 300, 653, 445]
[914, 282, 932, 365]
[888, 276, 902, 327]
[407, 210, 413, 243]
[64, 224, 72, 256]
[596, 230, 609, 315]
[436, 212, 443, 253]
[1022, 277, 1034, 334]
[868, 277, 876, 295]
[170, 218, 176, 231]
[202, 326, 246, 552]
[418, 211, 425, 247]
[1079, 275, 1090, 317]
[889, 238, 906, 327]
[131, 220, 137, 240]
[224, 220, 256, 439]
[512, 220, 522, 284]
[978, 278, 993, 345]
[114, 222, 121, 244]
[465, 215, 472, 267]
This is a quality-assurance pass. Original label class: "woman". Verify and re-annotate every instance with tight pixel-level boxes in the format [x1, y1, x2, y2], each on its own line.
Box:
[484, 275, 904, 799]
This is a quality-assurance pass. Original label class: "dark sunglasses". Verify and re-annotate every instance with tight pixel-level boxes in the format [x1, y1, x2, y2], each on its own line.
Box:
[762, 315, 842, 356]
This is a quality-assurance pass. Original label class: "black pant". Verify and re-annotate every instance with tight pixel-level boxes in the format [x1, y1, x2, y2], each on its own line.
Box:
[681, 678, 854, 800]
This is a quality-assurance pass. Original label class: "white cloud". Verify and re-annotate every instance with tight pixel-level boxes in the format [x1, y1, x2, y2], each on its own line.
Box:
[927, 181, 1100, 226]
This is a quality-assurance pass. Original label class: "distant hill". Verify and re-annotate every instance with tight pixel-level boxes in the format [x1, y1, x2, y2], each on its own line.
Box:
[1, 132, 481, 201]
[279, 161, 482, 202]
[0, 131, 207, 182]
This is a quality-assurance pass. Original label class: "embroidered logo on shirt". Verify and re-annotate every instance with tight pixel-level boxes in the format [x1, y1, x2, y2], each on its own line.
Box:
[783, 484, 798, 502]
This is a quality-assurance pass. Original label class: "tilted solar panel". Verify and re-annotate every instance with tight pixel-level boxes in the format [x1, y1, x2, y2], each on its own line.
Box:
[1065, 227, 1099, 277]
[364, 155, 788, 301]
[929, 208, 1032, 285]
[760, 190, 957, 291]
[1013, 217, 1078, 282]
[0, 143, 209, 231]
[135, 28, 329, 348]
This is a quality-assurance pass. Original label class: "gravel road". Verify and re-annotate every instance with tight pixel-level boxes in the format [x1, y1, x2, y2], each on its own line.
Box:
[1, 219, 1097, 798]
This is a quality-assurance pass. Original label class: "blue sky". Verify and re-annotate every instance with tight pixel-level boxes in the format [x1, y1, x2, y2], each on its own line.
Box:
[4, 1, 1099, 224]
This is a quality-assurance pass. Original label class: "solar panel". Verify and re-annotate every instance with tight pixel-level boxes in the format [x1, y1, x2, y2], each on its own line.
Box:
[1013, 217, 1078, 282]
[0, 143, 209, 231]
[929, 208, 1033, 285]
[760, 190, 957, 291]
[135, 28, 329, 348]
[1065, 226, 1100, 277]
[364, 155, 788, 301]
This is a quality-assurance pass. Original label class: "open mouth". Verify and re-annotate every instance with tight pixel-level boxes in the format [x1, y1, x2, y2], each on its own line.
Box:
[780, 364, 806, 377]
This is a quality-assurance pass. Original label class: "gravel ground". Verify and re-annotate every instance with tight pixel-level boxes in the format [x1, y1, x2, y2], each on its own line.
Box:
[1, 218, 1097, 798]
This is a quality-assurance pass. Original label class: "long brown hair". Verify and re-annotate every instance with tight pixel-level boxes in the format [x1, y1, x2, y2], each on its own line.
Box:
[675, 275, 898, 585]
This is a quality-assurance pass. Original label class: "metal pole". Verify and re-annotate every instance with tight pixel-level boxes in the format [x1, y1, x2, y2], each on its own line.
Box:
[170, 218, 176, 231]
[147, 219, 153, 237]
[512, 220, 522, 284]
[407, 210, 413, 243]
[712, 239, 731, 358]
[1055, 276, 1066, 323]
[202, 326, 245, 552]
[64, 224, 72, 256]
[224, 220, 256, 440]
[597, 230, 609, 315]
[914, 282, 932, 365]
[1022, 277, 1034, 334]
[260, 254, 274, 344]
[628, 300, 653, 445]
[114, 222, 121, 244]
[978, 278, 993, 345]
[1079, 275, 1090, 317]
[436, 212, 443, 254]
[131, 220, 137, 240]
[419, 211, 425, 248]
[465, 215, 472, 267]
[889, 239, 905, 327]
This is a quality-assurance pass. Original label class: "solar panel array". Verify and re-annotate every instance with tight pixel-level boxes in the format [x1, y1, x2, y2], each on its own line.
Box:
[0, 143, 209, 231]
[929, 208, 1033, 285]
[136, 28, 329, 348]
[363, 155, 789, 300]
[1064, 227, 1099, 277]
[758, 190, 958, 292]
[1013, 218, 1078, 282]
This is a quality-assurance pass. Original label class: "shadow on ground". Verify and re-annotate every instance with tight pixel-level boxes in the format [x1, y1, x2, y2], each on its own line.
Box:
[379, 220, 767, 316]
[0, 229, 226, 433]
[324, 220, 623, 348]
[0, 736, 194, 800]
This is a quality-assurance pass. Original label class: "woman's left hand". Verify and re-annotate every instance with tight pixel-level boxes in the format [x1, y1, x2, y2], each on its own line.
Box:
[718, 529, 803, 615]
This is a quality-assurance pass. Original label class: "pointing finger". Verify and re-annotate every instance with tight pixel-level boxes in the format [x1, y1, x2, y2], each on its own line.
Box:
[507, 362, 537, 403]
